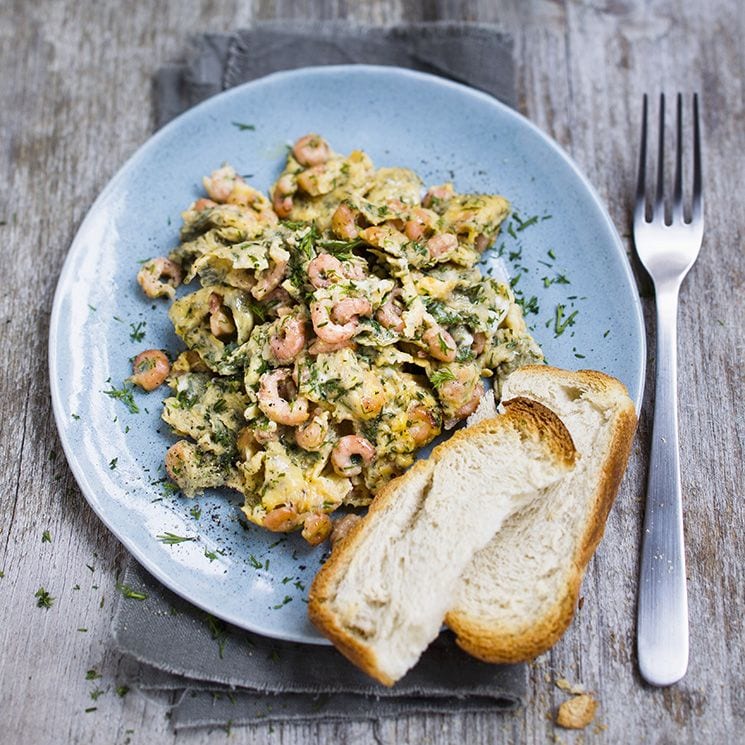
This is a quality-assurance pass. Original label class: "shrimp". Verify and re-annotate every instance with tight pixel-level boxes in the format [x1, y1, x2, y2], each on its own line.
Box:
[310, 301, 363, 344]
[423, 326, 457, 362]
[164, 441, 191, 483]
[272, 174, 296, 218]
[331, 202, 360, 239]
[251, 422, 280, 445]
[407, 405, 439, 446]
[331, 435, 376, 477]
[192, 198, 218, 211]
[330, 513, 361, 548]
[137, 257, 182, 299]
[403, 207, 437, 241]
[269, 316, 306, 364]
[257, 369, 309, 425]
[208, 292, 236, 339]
[307, 253, 345, 289]
[203, 165, 240, 202]
[263, 505, 303, 532]
[261, 286, 294, 316]
[471, 331, 487, 356]
[252, 257, 288, 300]
[307, 337, 356, 355]
[345, 375, 386, 420]
[447, 380, 485, 425]
[422, 183, 454, 210]
[426, 233, 458, 259]
[301, 513, 333, 545]
[438, 364, 484, 427]
[130, 350, 170, 391]
[376, 290, 405, 333]
[331, 297, 372, 325]
[295, 410, 329, 452]
[292, 134, 331, 167]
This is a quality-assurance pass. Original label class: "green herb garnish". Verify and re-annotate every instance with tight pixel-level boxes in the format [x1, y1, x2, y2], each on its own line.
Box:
[35, 587, 54, 608]
[429, 368, 456, 388]
[104, 384, 139, 414]
[156, 532, 197, 545]
[554, 304, 578, 337]
[273, 595, 292, 610]
[129, 321, 146, 342]
[116, 583, 148, 601]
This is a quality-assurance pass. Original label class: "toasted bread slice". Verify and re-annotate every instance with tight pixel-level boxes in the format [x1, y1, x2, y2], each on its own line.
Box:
[308, 398, 576, 685]
[446, 366, 636, 663]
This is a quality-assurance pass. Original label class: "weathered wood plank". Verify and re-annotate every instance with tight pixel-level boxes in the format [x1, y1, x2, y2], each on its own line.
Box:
[0, 1, 742, 743]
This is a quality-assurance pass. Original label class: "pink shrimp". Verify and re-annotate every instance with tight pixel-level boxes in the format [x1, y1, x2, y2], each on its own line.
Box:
[426, 233, 458, 259]
[295, 411, 329, 452]
[307, 253, 345, 289]
[330, 513, 361, 548]
[252, 257, 288, 300]
[407, 405, 439, 446]
[446, 380, 485, 427]
[192, 198, 218, 211]
[331, 202, 360, 239]
[263, 506, 303, 532]
[301, 513, 333, 545]
[422, 183, 454, 209]
[203, 165, 243, 203]
[310, 299, 368, 344]
[331, 298, 372, 325]
[471, 331, 487, 356]
[330, 435, 376, 477]
[137, 257, 182, 299]
[257, 369, 309, 426]
[292, 134, 331, 167]
[208, 293, 236, 339]
[422, 326, 457, 362]
[307, 337, 356, 355]
[272, 174, 295, 218]
[376, 289, 405, 333]
[130, 350, 170, 391]
[269, 316, 306, 364]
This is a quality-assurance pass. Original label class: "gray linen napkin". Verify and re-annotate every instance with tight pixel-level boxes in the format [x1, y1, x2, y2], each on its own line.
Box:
[115, 22, 523, 730]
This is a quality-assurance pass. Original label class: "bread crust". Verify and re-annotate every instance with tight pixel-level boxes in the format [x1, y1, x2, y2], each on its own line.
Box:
[307, 398, 576, 685]
[445, 366, 637, 663]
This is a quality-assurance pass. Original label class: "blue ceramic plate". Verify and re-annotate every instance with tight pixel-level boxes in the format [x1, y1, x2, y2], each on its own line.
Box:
[50, 66, 645, 644]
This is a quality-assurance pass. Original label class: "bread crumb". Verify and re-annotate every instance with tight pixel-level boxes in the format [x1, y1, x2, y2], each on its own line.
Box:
[578, 595, 585, 610]
[555, 677, 585, 694]
[556, 694, 599, 729]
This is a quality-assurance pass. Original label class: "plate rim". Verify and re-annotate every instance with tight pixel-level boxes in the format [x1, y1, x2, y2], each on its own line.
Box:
[49, 64, 646, 643]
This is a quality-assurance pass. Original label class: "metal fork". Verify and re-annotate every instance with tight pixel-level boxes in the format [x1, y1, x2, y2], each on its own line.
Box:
[633, 93, 703, 687]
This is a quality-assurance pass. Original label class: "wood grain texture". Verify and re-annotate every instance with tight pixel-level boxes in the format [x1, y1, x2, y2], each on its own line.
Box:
[1, 0, 743, 743]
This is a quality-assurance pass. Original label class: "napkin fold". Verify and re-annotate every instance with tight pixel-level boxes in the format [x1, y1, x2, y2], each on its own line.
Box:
[113, 561, 524, 729]
[116, 21, 523, 729]
[154, 21, 515, 128]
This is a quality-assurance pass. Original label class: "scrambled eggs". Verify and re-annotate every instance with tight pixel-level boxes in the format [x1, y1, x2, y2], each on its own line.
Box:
[137, 134, 542, 545]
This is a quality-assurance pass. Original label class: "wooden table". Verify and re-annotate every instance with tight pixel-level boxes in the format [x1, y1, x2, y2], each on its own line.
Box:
[1, 1, 743, 743]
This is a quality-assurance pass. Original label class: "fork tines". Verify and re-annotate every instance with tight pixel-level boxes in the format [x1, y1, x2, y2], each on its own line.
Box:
[635, 93, 703, 227]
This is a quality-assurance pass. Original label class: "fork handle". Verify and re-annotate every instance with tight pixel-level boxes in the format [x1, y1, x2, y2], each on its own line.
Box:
[637, 285, 689, 686]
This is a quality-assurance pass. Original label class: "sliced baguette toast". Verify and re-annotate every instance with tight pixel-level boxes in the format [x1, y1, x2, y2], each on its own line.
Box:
[446, 366, 637, 663]
[308, 398, 576, 686]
